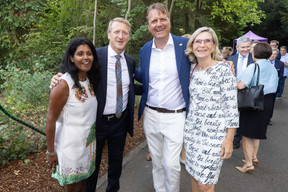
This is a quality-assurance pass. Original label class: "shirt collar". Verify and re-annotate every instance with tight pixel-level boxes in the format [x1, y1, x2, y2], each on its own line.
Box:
[108, 45, 125, 58]
[239, 54, 248, 59]
[152, 33, 174, 50]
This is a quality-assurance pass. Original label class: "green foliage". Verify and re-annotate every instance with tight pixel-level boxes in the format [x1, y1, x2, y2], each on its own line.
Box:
[0, 68, 52, 112]
[0, 114, 44, 168]
[250, 0, 288, 46]
[0, 0, 43, 67]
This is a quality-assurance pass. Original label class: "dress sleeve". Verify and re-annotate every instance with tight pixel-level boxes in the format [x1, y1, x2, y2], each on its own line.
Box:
[219, 64, 239, 128]
[237, 64, 256, 87]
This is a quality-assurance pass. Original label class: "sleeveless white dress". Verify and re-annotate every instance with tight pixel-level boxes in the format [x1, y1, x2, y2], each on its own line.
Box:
[52, 73, 97, 186]
[184, 62, 239, 184]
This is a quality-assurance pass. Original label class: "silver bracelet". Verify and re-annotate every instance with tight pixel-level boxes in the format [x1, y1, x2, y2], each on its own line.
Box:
[46, 150, 57, 156]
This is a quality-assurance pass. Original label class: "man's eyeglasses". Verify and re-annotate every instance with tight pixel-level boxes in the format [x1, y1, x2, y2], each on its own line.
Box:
[193, 39, 213, 45]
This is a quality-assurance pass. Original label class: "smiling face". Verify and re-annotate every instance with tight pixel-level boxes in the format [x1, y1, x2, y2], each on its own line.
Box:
[147, 9, 170, 42]
[108, 21, 130, 55]
[192, 31, 215, 60]
[237, 41, 251, 57]
[70, 44, 93, 73]
[280, 48, 287, 56]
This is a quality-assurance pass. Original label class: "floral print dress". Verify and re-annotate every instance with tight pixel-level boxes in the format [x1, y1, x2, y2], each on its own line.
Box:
[52, 73, 97, 186]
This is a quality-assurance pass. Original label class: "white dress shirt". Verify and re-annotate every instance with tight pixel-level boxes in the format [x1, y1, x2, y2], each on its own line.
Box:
[103, 45, 130, 115]
[147, 34, 185, 110]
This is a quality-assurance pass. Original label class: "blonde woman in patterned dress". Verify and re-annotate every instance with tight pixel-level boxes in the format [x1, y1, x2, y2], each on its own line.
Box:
[46, 37, 99, 191]
[184, 27, 239, 192]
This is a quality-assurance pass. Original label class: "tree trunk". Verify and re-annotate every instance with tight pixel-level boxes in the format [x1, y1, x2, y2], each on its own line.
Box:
[125, 0, 131, 20]
[93, 0, 98, 45]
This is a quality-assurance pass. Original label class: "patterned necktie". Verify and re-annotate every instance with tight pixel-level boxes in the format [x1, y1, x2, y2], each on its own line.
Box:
[115, 55, 123, 118]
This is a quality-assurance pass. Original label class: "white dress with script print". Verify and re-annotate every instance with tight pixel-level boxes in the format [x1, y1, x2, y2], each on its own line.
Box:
[52, 73, 97, 186]
[184, 62, 239, 184]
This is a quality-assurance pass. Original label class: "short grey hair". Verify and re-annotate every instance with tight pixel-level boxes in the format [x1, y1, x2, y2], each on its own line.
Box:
[237, 36, 251, 46]
[280, 46, 287, 51]
[107, 17, 131, 33]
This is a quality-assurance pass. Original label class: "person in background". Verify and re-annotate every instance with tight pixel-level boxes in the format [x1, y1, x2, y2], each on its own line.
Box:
[268, 48, 284, 125]
[250, 40, 260, 53]
[184, 26, 239, 192]
[277, 46, 288, 99]
[236, 42, 278, 175]
[46, 37, 99, 191]
[221, 46, 233, 60]
[227, 36, 254, 149]
[135, 3, 191, 192]
[269, 40, 281, 60]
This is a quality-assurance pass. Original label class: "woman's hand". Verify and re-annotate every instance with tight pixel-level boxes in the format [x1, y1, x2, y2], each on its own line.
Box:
[46, 153, 58, 173]
[220, 139, 233, 159]
[220, 128, 235, 159]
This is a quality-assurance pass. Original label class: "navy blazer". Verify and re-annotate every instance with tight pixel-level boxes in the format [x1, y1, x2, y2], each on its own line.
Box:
[273, 59, 284, 79]
[135, 34, 191, 120]
[273, 59, 284, 92]
[95, 46, 136, 136]
[227, 53, 254, 76]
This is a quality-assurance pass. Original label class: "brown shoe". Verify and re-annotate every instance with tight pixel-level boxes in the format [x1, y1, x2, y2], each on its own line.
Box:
[146, 153, 152, 161]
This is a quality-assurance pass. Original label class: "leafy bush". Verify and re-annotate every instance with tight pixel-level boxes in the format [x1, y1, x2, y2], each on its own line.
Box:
[0, 66, 52, 167]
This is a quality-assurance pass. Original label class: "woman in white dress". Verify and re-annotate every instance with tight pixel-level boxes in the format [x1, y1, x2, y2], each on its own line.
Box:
[46, 37, 99, 191]
[184, 27, 239, 192]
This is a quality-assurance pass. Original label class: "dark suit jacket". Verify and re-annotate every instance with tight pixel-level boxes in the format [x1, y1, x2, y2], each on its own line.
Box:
[273, 59, 284, 92]
[227, 53, 254, 76]
[95, 46, 136, 136]
[135, 34, 191, 120]
[274, 59, 284, 78]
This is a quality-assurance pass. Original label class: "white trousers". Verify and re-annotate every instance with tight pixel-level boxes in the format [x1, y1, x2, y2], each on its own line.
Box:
[143, 107, 185, 192]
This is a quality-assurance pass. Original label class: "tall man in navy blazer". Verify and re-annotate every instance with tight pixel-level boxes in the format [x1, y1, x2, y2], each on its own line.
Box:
[227, 36, 253, 149]
[135, 3, 191, 192]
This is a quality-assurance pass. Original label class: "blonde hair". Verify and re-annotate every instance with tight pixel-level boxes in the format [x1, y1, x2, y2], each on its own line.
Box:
[107, 17, 131, 33]
[185, 27, 220, 63]
[182, 34, 191, 38]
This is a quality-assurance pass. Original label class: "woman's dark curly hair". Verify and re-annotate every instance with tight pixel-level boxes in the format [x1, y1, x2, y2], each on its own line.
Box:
[59, 37, 99, 92]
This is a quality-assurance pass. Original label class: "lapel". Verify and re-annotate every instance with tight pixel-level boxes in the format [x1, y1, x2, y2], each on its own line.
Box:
[124, 53, 133, 81]
[98, 46, 108, 101]
[172, 35, 183, 74]
[143, 41, 153, 87]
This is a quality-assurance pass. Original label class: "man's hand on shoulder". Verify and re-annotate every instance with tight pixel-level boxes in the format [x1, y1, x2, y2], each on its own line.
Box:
[50, 73, 64, 89]
[223, 60, 235, 76]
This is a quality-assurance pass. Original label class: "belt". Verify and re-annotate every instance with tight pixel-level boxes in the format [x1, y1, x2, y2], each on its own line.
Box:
[102, 114, 118, 121]
[145, 105, 186, 113]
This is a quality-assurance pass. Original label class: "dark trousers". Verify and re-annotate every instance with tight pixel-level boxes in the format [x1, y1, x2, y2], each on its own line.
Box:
[269, 93, 277, 121]
[277, 76, 287, 97]
[86, 110, 128, 192]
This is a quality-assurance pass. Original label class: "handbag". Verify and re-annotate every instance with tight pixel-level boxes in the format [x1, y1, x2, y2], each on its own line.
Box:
[237, 63, 264, 111]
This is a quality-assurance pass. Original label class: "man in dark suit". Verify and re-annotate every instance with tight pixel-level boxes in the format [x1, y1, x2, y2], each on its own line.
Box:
[135, 3, 191, 192]
[85, 17, 139, 192]
[268, 48, 284, 124]
[51, 18, 138, 192]
[227, 36, 253, 149]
